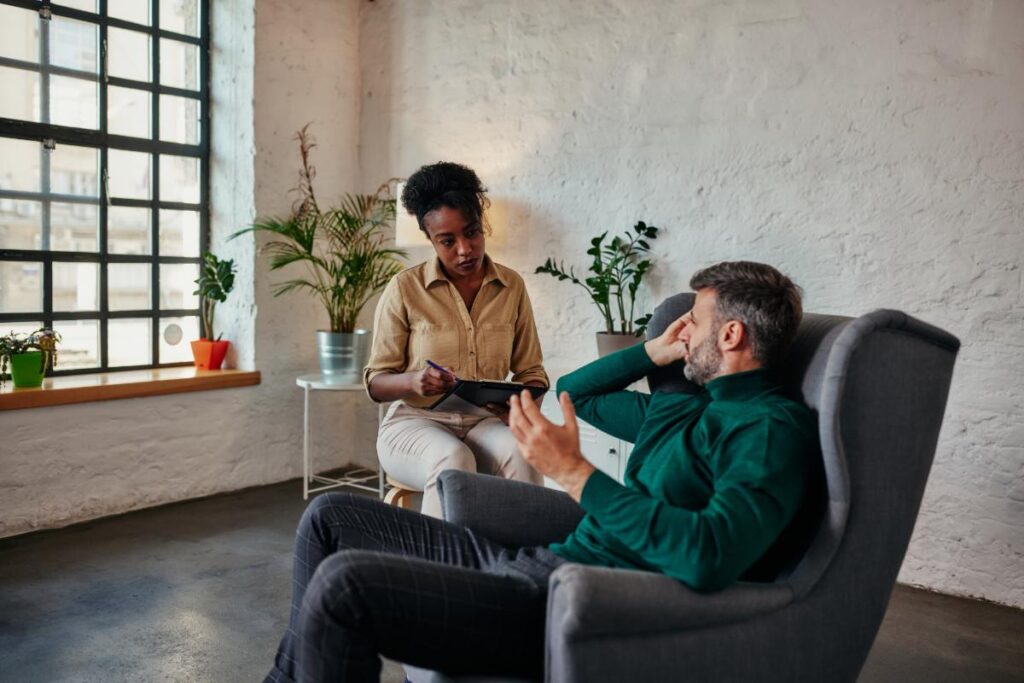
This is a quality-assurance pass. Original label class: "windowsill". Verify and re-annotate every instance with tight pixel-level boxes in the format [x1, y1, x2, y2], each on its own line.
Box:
[0, 367, 261, 411]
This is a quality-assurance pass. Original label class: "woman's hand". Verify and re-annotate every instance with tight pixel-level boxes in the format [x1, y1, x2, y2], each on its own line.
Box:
[409, 365, 457, 397]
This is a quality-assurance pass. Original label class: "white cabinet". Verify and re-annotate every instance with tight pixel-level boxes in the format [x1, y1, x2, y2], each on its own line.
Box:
[539, 396, 631, 487]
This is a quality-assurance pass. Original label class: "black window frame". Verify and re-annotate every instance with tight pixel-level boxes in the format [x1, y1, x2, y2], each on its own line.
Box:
[0, 0, 210, 377]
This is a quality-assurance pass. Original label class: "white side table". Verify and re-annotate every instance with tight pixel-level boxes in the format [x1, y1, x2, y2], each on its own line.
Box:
[296, 374, 387, 500]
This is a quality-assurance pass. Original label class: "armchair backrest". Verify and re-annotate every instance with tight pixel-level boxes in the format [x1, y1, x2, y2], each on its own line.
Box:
[645, 295, 960, 624]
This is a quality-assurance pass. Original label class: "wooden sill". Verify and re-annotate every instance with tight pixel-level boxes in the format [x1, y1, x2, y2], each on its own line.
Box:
[0, 367, 261, 411]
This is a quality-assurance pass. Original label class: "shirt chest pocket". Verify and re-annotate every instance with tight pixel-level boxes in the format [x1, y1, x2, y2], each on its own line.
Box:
[479, 322, 514, 365]
[412, 323, 461, 368]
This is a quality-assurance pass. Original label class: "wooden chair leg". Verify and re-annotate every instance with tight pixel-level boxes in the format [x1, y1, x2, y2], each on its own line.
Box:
[384, 486, 416, 509]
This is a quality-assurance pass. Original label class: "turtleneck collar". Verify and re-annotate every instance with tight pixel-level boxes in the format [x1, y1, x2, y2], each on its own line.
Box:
[704, 367, 780, 402]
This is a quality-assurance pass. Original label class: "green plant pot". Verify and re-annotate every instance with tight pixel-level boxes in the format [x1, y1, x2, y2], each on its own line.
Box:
[9, 351, 44, 388]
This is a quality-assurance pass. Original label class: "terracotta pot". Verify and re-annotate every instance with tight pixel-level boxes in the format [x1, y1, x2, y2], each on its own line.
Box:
[9, 351, 44, 388]
[595, 332, 643, 357]
[190, 339, 230, 370]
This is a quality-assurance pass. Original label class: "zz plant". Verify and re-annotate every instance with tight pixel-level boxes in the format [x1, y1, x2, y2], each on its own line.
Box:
[193, 251, 237, 341]
[536, 220, 661, 337]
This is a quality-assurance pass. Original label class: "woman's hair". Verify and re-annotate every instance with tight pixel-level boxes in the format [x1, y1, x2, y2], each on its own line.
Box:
[400, 162, 491, 234]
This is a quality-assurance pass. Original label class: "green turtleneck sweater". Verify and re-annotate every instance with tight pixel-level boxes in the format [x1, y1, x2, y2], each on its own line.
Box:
[549, 343, 818, 592]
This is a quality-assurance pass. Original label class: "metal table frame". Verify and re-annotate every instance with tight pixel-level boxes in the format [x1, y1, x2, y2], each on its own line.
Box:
[296, 374, 387, 500]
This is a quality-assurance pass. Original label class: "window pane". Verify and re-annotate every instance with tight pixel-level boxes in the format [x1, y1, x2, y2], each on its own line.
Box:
[1, 321, 43, 338]
[108, 86, 151, 138]
[159, 94, 199, 144]
[52, 319, 99, 370]
[159, 209, 200, 257]
[60, 0, 98, 12]
[160, 316, 199, 362]
[159, 39, 199, 90]
[108, 28, 151, 82]
[108, 206, 151, 255]
[108, 0, 150, 26]
[160, 155, 199, 203]
[0, 139, 41, 194]
[0, 5, 39, 62]
[160, 0, 200, 37]
[108, 262, 150, 311]
[109, 318, 151, 367]
[160, 263, 199, 309]
[53, 261, 98, 312]
[50, 144, 100, 197]
[50, 75, 98, 129]
[0, 66, 40, 123]
[50, 202, 99, 252]
[49, 16, 98, 73]
[0, 200, 42, 250]
[108, 149, 151, 200]
[0, 260, 42, 313]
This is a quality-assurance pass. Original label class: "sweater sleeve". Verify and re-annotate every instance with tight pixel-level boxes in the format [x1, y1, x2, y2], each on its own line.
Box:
[555, 343, 655, 443]
[578, 416, 809, 591]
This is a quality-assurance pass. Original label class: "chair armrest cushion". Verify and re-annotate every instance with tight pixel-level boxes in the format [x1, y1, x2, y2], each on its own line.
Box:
[437, 470, 585, 548]
[547, 564, 794, 640]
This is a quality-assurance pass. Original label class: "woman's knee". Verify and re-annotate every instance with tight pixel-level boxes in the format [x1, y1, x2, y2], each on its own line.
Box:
[426, 444, 477, 477]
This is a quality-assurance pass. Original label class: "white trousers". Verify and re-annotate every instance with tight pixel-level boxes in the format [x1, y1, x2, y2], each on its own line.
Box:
[377, 402, 542, 518]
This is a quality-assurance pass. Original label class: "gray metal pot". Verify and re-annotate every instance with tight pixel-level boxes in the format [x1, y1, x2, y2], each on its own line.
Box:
[595, 331, 643, 357]
[316, 329, 372, 380]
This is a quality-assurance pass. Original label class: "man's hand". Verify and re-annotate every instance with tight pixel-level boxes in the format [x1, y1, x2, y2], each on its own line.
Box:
[409, 365, 456, 397]
[509, 390, 595, 501]
[644, 313, 689, 367]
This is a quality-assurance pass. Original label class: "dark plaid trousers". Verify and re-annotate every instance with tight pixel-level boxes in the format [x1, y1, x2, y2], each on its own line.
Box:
[264, 492, 565, 683]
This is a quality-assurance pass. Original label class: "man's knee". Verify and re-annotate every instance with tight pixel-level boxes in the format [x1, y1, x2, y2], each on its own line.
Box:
[299, 492, 374, 536]
[300, 550, 376, 626]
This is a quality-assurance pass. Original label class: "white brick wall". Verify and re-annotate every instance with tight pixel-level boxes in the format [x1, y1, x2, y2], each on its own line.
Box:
[358, 0, 1024, 608]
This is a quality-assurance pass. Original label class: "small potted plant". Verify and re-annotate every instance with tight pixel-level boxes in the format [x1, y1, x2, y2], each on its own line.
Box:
[0, 328, 61, 388]
[191, 251, 237, 370]
[536, 220, 661, 356]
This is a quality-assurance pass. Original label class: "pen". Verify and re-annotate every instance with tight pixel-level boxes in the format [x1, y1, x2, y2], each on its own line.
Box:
[426, 359, 457, 379]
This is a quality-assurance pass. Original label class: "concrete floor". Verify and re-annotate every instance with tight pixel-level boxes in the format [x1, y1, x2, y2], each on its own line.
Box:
[1, 481, 1022, 683]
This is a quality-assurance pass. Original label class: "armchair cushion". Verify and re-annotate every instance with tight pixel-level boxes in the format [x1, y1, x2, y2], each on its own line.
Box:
[547, 564, 793, 640]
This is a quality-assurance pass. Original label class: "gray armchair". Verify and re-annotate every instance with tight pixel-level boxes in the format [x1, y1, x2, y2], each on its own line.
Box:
[408, 294, 960, 683]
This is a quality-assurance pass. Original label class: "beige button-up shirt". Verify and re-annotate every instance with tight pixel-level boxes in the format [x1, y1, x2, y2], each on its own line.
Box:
[363, 256, 549, 408]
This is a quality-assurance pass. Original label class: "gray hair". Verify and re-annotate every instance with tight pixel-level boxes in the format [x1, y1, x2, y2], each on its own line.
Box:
[689, 261, 803, 366]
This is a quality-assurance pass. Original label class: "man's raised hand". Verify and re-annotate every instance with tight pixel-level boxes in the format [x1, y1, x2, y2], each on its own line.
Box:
[509, 390, 595, 501]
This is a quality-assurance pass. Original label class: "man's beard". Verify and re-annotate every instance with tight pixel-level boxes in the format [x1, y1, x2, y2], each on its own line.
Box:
[683, 334, 723, 385]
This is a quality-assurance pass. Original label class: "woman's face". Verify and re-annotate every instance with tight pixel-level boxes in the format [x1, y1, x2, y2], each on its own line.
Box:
[422, 205, 486, 279]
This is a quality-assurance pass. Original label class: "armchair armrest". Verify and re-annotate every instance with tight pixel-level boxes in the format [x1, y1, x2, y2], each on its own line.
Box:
[547, 564, 794, 640]
[437, 470, 585, 548]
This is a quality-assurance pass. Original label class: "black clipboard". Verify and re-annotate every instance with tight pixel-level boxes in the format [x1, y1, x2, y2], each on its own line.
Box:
[428, 379, 547, 414]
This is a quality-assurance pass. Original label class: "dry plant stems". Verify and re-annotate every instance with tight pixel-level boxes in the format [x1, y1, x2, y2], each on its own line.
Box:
[536, 221, 661, 336]
[234, 124, 407, 333]
[0, 328, 61, 387]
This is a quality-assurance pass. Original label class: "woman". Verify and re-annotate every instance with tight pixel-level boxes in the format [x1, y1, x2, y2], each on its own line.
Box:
[363, 162, 549, 517]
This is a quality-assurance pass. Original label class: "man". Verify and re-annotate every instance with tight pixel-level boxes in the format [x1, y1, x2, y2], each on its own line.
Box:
[265, 261, 818, 683]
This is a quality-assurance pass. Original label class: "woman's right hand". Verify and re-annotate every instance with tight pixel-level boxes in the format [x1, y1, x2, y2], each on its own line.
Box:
[409, 365, 457, 397]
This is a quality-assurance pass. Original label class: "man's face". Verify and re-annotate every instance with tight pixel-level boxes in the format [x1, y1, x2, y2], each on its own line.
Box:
[679, 289, 723, 385]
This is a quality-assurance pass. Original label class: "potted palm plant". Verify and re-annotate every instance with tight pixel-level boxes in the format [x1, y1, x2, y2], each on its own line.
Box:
[191, 251, 236, 370]
[234, 124, 406, 379]
[536, 220, 661, 356]
[0, 328, 61, 388]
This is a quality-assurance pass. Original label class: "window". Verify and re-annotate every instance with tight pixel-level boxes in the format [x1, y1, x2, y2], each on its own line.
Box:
[0, 0, 208, 374]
